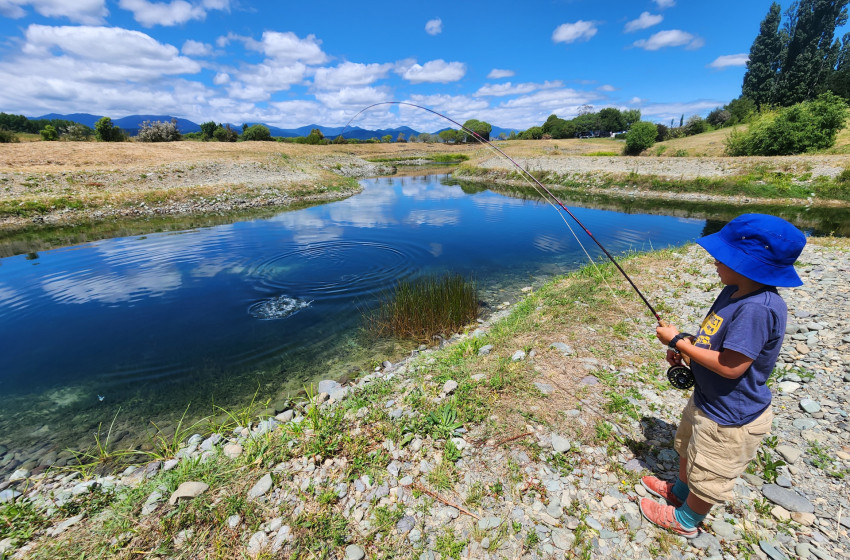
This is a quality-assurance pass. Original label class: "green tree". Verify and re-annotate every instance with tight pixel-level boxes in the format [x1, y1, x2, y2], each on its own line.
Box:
[40, 124, 58, 141]
[380, 134, 392, 143]
[622, 109, 641, 130]
[438, 129, 461, 143]
[776, 0, 850, 105]
[94, 117, 124, 142]
[242, 124, 272, 141]
[598, 108, 625, 133]
[828, 32, 850, 99]
[305, 128, 326, 144]
[743, 3, 784, 107]
[212, 124, 238, 142]
[462, 119, 492, 141]
[200, 121, 216, 140]
[624, 121, 658, 155]
[725, 96, 758, 124]
[518, 126, 544, 140]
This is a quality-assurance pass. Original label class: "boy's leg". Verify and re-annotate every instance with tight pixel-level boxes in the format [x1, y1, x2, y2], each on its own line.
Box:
[641, 397, 696, 507]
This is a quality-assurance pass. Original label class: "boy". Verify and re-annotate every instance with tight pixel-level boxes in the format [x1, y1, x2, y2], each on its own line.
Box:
[640, 213, 807, 537]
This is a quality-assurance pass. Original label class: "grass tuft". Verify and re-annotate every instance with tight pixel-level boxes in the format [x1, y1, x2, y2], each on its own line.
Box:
[364, 273, 478, 341]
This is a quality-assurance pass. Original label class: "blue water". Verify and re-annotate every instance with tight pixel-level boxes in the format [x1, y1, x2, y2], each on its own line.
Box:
[0, 173, 707, 464]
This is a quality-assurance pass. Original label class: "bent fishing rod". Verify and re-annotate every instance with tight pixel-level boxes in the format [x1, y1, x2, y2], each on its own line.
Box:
[343, 102, 694, 389]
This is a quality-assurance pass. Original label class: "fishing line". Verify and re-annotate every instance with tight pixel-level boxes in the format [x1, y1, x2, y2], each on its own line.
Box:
[342, 101, 662, 325]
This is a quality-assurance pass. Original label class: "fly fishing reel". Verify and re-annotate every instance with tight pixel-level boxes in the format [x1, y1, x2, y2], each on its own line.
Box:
[667, 332, 696, 390]
[667, 365, 695, 390]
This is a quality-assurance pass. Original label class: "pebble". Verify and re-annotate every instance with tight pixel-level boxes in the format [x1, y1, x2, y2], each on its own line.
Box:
[168, 481, 209, 505]
[344, 544, 365, 560]
[247, 473, 273, 501]
[799, 399, 821, 413]
[775, 445, 803, 464]
[551, 434, 571, 453]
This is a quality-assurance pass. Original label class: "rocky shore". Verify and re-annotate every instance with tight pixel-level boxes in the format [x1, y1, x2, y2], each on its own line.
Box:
[1, 240, 848, 559]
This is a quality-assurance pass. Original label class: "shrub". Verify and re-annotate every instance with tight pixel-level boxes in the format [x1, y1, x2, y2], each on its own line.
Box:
[624, 121, 658, 155]
[212, 124, 238, 142]
[0, 128, 19, 143]
[706, 108, 731, 128]
[94, 117, 126, 142]
[725, 93, 848, 156]
[64, 123, 92, 141]
[241, 124, 272, 141]
[684, 115, 707, 136]
[137, 119, 181, 142]
[40, 125, 58, 141]
[655, 124, 669, 142]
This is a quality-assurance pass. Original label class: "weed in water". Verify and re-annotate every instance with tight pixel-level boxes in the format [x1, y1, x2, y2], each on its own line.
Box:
[364, 273, 478, 341]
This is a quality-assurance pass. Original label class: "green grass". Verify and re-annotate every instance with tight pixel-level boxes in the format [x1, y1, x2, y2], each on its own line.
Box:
[364, 273, 478, 341]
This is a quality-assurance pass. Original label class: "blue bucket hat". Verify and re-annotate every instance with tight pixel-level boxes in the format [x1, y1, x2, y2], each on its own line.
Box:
[696, 213, 807, 287]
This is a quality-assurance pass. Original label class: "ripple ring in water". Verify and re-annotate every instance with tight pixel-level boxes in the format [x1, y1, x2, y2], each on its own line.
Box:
[251, 240, 426, 301]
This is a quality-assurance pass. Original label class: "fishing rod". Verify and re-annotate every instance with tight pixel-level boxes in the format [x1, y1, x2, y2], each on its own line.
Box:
[342, 102, 694, 390]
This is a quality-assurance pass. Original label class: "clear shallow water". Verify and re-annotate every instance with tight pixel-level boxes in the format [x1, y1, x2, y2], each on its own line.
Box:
[0, 173, 707, 468]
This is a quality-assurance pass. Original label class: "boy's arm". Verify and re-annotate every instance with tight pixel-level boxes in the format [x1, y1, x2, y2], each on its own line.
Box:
[657, 325, 754, 380]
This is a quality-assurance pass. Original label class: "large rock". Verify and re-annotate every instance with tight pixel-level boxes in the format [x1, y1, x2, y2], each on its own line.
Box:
[761, 484, 814, 513]
[168, 481, 209, 505]
[317, 380, 342, 395]
[774, 445, 803, 464]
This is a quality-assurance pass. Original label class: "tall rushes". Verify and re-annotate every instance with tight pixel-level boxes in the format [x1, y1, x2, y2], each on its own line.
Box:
[366, 273, 478, 341]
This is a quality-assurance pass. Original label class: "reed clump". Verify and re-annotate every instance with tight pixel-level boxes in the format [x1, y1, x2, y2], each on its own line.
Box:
[366, 273, 478, 341]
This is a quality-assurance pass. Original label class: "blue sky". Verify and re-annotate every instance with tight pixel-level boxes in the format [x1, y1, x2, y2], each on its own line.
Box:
[0, 0, 833, 132]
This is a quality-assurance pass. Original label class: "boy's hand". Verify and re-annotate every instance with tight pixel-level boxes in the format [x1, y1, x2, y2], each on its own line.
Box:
[666, 349, 684, 366]
[656, 324, 679, 346]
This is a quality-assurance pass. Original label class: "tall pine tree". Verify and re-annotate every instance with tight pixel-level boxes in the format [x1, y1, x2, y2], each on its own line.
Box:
[742, 3, 784, 107]
[776, 0, 850, 105]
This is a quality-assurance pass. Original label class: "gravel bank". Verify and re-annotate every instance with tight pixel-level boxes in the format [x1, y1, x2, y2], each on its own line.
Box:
[478, 154, 850, 181]
[2, 241, 848, 559]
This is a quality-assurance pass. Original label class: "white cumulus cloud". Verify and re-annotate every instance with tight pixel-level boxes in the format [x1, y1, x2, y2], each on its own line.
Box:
[313, 62, 392, 90]
[314, 86, 391, 109]
[624, 12, 662, 33]
[118, 0, 218, 27]
[708, 53, 749, 69]
[425, 18, 442, 35]
[401, 59, 466, 84]
[0, 0, 107, 23]
[181, 39, 213, 56]
[653, 0, 675, 8]
[598, 84, 616, 92]
[552, 20, 597, 44]
[475, 81, 562, 97]
[633, 30, 704, 51]
[487, 68, 515, 79]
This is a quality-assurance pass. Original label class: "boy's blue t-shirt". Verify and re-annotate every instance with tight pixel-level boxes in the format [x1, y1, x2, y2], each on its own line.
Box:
[691, 285, 787, 426]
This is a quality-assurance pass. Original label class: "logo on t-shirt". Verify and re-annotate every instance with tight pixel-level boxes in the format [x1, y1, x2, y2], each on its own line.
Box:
[701, 312, 723, 336]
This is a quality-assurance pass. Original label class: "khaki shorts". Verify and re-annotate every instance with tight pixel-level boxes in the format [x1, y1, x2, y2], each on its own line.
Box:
[673, 396, 772, 505]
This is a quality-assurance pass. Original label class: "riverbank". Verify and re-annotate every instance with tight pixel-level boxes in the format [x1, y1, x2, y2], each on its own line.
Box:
[3, 237, 848, 560]
[4, 141, 850, 242]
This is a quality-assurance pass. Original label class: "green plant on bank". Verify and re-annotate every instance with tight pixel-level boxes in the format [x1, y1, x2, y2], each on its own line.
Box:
[427, 403, 463, 439]
[748, 448, 785, 484]
[0, 498, 49, 544]
[364, 273, 478, 342]
[436, 528, 468, 559]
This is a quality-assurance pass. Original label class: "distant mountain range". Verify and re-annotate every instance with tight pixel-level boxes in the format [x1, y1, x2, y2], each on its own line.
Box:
[30, 113, 519, 140]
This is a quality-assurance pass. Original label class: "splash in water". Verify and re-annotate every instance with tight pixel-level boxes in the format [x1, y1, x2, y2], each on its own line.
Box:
[249, 295, 312, 320]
